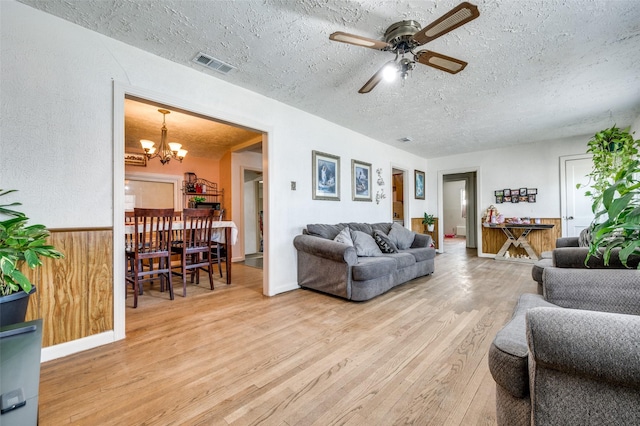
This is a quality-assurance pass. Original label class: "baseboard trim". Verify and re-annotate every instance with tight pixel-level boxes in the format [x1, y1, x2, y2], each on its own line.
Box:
[41, 331, 117, 363]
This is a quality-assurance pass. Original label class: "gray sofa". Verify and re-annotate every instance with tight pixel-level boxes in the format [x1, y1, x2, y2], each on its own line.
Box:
[293, 222, 435, 301]
[490, 247, 640, 425]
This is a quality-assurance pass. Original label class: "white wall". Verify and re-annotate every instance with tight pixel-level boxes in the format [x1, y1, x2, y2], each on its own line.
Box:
[1, 1, 430, 301]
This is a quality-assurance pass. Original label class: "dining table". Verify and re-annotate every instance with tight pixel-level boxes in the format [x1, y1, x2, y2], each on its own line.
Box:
[125, 220, 238, 284]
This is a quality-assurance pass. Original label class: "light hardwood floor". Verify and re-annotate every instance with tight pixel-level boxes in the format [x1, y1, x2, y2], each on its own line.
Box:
[38, 239, 537, 425]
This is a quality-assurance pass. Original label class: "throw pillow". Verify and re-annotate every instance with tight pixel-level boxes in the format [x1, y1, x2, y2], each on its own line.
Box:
[333, 226, 353, 246]
[388, 222, 415, 250]
[351, 230, 383, 257]
[373, 230, 398, 253]
[578, 227, 592, 247]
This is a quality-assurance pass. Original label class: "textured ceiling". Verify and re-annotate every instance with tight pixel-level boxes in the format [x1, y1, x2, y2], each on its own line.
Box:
[19, 0, 640, 159]
[124, 97, 262, 160]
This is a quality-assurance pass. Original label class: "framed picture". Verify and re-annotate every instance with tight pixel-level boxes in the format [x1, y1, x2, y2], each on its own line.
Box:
[511, 195, 519, 203]
[511, 189, 520, 197]
[527, 188, 538, 195]
[494, 190, 504, 196]
[495, 195, 504, 204]
[519, 196, 528, 202]
[528, 194, 537, 203]
[312, 150, 340, 200]
[124, 152, 147, 167]
[519, 188, 527, 196]
[351, 159, 372, 201]
[504, 196, 512, 203]
[414, 170, 425, 199]
[503, 189, 511, 197]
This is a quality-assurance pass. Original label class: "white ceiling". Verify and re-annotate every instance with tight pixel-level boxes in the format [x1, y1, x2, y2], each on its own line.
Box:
[19, 0, 640, 159]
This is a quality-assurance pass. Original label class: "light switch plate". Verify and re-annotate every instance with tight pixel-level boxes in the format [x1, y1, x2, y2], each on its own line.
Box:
[291, 181, 296, 190]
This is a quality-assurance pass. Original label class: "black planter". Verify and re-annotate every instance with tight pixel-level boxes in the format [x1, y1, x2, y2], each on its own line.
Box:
[0, 286, 36, 327]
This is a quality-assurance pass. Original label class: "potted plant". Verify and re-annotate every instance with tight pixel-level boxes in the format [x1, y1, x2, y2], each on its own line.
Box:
[189, 196, 206, 208]
[0, 189, 64, 326]
[422, 213, 436, 232]
[587, 158, 640, 267]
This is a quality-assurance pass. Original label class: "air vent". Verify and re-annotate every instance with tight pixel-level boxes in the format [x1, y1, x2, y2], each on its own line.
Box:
[192, 52, 236, 75]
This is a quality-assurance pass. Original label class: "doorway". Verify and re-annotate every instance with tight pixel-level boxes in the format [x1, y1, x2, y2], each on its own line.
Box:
[392, 168, 406, 225]
[114, 83, 270, 340]
[441, 172, 478, 251]
[242, 169, 263, 269]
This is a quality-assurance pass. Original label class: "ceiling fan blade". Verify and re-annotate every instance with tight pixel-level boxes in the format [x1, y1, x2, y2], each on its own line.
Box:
[329, 31, 391, 51]
[411, 2, 480, 45]
[358, 61, 395, 94]
[415, 50, 468, 74]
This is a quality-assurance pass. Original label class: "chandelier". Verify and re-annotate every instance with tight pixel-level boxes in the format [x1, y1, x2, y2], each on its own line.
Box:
[140, 109, 187, 165]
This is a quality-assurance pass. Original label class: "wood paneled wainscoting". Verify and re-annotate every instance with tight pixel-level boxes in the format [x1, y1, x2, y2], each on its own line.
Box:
[481, 218, 561, 259]
[25, 228, 113, 348]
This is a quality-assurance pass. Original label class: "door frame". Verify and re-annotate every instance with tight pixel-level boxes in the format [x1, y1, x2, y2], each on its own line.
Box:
[113, 81, 271, 340]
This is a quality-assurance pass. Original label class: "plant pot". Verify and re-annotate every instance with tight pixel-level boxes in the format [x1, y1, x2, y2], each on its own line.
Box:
[427, 224, 435, 232]
[0, 286, 36, 327]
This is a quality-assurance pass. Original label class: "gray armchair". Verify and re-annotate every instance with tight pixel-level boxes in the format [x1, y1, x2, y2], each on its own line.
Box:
[526, 307, 640, 425]
[489, 257, 640, 425]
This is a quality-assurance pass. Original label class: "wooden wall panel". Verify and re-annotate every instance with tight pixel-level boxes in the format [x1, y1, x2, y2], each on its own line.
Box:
[481, 218, 562, 257]
[25, 229, 113, 348]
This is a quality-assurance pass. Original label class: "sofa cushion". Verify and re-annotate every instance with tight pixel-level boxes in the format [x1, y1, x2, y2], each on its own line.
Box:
[382, 252, 415, 269]
[346, 222, 373, 235]
[351, 256, 396, 281]
[373, 230, 398, 253]
[388, 222, 416, 250]
[351, 230, 382, 257]
[371, 222, 392, 235]
[333, 226, 353, 246]
[402, 247, 436, 263]
[307, 223, 344, 240]
[489, 293, 558, 398]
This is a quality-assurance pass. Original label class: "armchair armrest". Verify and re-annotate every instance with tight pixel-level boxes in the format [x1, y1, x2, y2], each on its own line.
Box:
[293, 234, 358, 265]
[526, 307, 640, 423]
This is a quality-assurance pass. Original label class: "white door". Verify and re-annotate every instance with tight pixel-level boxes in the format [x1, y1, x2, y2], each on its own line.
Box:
[560, 155, 593, 237]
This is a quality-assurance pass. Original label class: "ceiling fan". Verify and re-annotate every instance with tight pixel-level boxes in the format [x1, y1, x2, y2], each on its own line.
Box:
[329, 2, 480, 93]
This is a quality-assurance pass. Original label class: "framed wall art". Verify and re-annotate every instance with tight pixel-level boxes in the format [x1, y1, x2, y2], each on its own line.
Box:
[124, 152, 147, 167]
[312, 150, 340, 201]
[414, 170, 425, 200]
[351, 159, 372, 201]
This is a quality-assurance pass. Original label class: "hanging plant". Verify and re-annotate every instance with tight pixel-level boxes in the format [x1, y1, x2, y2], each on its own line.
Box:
[581, 125, 639, 215]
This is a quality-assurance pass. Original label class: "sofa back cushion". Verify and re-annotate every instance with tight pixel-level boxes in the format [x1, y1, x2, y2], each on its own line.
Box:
[306, 223, 344, 240]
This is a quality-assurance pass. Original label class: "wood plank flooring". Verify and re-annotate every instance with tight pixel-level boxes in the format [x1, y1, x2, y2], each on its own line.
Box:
[38, 238, 537, 425]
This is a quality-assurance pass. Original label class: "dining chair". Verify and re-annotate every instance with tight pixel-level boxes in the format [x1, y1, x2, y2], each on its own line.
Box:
[125, 208, 175, 308]
[171, 208, 216, 296]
